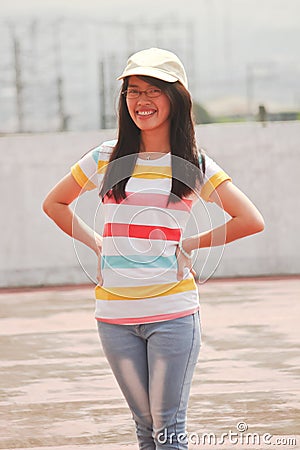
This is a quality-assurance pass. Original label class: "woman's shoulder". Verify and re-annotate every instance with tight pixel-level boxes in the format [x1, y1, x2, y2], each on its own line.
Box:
[92, 139, 117, 160]
[96, 139, 117, 153]
[197, 147, 217, 167]
[100, 139, 117, 150]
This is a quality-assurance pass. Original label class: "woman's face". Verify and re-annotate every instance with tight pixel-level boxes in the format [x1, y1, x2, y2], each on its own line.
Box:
[125, 76, 171, 134]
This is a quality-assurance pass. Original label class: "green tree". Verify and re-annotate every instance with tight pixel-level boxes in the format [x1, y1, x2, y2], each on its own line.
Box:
[192, 102, 213, 124]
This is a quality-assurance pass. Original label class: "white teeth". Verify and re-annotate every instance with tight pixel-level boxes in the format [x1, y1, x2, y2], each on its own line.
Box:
[137, 111, 155, 116]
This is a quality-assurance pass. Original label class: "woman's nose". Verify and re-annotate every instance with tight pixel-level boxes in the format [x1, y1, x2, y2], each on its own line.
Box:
[137, 92, 151, 104]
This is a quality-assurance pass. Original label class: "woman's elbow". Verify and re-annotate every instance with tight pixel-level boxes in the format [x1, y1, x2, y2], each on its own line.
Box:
[42, 197, 54, 217]
[246, 213, 265, 236]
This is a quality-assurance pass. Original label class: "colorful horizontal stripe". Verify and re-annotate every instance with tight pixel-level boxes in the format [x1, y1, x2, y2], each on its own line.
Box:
[71, 164, 97, 190]
[103, 191, 193, 211]
[132, 164, 172, 179]
[102, 254, 177, 270]
[200, 171, 232, 201]
[97, 159, 110, 174]
[96, 307, 199, 325]
[95, 277, 196, 300]
[103, 223, 181, 241]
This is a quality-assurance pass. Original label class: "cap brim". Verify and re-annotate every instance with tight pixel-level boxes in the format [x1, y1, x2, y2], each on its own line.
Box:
[117, 67, 178, 83]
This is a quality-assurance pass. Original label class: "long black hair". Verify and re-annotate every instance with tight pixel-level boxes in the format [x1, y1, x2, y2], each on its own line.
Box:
[99, 75, 205, 204]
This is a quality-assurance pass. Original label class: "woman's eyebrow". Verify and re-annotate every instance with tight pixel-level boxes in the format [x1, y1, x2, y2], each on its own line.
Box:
[127, 83, 152, 88]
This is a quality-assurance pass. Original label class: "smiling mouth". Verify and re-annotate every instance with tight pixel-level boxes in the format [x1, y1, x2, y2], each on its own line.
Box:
[136, 110, 156, 117]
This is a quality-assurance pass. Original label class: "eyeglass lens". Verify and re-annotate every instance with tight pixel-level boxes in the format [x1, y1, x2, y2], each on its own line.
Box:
[125, 88, 162, 98]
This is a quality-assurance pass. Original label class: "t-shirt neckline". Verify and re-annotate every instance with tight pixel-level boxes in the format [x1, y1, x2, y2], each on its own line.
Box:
[137, 151, 171, 161]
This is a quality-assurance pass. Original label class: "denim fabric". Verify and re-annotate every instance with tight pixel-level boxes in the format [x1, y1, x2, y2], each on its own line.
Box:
[97, 312, 201, 449]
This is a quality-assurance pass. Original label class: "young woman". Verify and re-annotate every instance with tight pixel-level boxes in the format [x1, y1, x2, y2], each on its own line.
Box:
[43, 48, 264, 450]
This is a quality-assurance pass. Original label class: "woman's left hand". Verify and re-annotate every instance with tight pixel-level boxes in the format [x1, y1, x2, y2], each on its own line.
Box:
[95, 234, 103, 286]
[176, 240, 195, 281]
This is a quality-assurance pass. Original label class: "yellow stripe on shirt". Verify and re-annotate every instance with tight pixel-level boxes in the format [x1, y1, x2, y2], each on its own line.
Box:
[97, 161, 171, 179]
[132, 164, 172, 179]
[95, 277, 196, 300]
[97, 159, 109, 174]
[71, 164, 97, 190]
[200, 171, 231, 201]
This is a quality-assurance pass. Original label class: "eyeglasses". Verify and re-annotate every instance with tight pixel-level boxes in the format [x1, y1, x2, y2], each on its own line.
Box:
[122, 87, 162, 99]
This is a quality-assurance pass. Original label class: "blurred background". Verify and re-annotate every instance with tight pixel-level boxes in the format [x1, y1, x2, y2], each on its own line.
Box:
[1, 0, 300, 133]
[1, 0, 300, 287]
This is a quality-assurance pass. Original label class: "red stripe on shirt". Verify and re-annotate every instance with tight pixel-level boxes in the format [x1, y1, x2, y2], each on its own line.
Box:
[103, 223, 181, 241]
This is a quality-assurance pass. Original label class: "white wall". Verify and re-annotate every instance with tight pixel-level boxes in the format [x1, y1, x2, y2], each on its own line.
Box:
[0, 121, 299, 287]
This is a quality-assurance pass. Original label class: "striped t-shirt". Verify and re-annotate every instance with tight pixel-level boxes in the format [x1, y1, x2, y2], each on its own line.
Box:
[71, 140, 231, 325]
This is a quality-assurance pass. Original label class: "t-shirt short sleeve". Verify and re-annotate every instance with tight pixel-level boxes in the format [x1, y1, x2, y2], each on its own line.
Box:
[200, 154, 232, 201]
[70, 141, 115, 191]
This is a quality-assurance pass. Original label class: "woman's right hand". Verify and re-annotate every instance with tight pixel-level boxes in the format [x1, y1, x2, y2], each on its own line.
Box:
[175, 238, 195, 281]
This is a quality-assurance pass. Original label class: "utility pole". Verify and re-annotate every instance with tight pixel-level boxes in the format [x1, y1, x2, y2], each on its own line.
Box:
[53, 20, 68, 131]
[246, 62, 276, 120]
[56, 76, 68, 131]
[186, 20, 195, 96]
[125, 22, 135, 56]
[246, 64, 254, 120]
[12, 29, 24, 132]
[99, 59, 106, 129]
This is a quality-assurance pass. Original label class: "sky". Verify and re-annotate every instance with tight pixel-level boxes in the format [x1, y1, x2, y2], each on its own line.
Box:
[2, 1, 299, 74]
[0, 0, 299, 24]
[1, 0, 300, 118]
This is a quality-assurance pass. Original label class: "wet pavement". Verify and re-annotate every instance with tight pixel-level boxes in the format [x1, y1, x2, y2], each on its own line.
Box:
[0, 277, 299, 450]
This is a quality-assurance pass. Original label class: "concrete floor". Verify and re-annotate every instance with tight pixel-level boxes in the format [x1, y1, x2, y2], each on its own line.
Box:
[0, 277, 299, 450]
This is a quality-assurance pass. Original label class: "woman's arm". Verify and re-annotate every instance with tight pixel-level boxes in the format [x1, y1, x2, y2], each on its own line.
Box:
[182, 180, 265, 254]
[42, 173, 102, 256]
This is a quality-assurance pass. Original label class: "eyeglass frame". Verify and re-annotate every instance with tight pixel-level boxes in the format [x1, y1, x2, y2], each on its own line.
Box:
[122, 87, 163, 99]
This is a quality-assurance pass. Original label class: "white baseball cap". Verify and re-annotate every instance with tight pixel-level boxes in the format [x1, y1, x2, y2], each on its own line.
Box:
[117, 47, 188, 90]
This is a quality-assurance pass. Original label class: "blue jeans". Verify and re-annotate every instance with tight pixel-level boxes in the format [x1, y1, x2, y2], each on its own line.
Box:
[97, 312, 201, 449]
